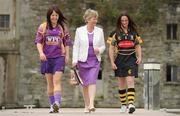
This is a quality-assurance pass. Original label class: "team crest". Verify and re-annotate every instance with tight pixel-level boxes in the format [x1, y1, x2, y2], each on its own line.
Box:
[117, 35, 121, 40]
[128, 69, 132, 75]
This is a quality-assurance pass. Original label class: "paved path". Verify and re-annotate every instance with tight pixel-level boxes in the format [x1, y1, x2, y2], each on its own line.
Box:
[0, 108, 179, 116]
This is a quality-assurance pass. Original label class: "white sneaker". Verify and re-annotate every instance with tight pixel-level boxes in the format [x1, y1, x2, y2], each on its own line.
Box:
[49, 105, 54, 113]
[120, 105, 127, 113]
[128, 104, 135, 114]
[84, 107, 89, 113]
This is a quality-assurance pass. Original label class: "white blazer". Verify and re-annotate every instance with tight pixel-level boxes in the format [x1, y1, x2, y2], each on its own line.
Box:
[72, 25, 105, 64]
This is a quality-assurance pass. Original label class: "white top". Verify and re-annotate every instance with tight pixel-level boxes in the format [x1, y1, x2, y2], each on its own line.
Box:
[72, 25, 106, 64]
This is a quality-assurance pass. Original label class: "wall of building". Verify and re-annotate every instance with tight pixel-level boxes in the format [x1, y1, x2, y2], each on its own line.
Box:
[0, 0, 19, 107]
[142, 3, 180, 108]
[0, 0, 179, 109]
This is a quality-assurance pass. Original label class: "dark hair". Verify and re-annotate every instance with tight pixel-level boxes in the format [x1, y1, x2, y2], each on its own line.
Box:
[116, 13, 138, 33]
[47, 5, 67, 30]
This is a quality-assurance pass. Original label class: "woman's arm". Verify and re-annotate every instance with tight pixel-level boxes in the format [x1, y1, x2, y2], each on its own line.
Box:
[109, 45, 117, 70]
[61, 42, 65, 55]
[98, 29, 106, 54]
[62, 26, 72, 64]
[37, 43, 47, 61]
[94, 29, 106, 55]
[72, 29, 80, 65]
[65, 46, 69, 64]
[35, 25, 46, 61]
[135, 45, 142, 64]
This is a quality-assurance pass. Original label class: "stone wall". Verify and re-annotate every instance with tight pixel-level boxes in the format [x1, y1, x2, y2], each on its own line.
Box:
[0, 0, 19, 107]
[142, 3, 180, 108]
[0, 0, 179, 108]
[16, 0, 180, 108]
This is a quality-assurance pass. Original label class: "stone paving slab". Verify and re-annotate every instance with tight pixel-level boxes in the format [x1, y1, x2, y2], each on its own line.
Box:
[0, 108, 179, 116]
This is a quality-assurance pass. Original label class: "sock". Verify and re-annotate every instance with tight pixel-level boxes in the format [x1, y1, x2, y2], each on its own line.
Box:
[118, 89, 127, 106]
[48, 95, 55, 105]
[54, 91, 61, 106]
[127, 87, 135, 105]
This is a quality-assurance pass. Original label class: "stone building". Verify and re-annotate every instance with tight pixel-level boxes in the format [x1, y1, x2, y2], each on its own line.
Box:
[0, 0, 179, 109]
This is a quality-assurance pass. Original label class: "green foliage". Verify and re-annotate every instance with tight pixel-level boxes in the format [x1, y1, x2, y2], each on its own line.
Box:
[57, 0, 165, 29]
[69, 14, 84, 27]
[136, 0, 160, 26]
[97, 0, 142, 27]
[97, 1, 120, 27]
[58, 0, 84, 27]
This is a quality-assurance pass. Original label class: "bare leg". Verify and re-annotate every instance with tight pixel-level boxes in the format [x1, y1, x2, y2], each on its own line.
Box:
[88, 84, 96, 111]
[46, 73, 54, 96]
[45, 73, 54, 113]
[126, 76, 134, 87]
[53, 72, 62, 92]
[118, 77, 126, 89]
[82, 86, 90, 108]
[52, 71, 62, 113]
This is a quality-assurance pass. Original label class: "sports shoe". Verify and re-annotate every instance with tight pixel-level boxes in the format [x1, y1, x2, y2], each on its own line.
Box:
[128, 104, 135, 114]
[89, 107, 96, 112]
[120, 105, 127, 113]
[84, 107, 89, 113]
[53, 103, 60, 113]
[49, 105, 54, 113]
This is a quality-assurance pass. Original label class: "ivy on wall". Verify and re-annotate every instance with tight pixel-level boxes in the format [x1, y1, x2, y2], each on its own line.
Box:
[136, 0, 160, 26]
[56, 0, 169, 29]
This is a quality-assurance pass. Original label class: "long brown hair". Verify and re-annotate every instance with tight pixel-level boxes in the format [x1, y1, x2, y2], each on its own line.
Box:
[116, 13, 138, 33]
[46, 5, 67, 30]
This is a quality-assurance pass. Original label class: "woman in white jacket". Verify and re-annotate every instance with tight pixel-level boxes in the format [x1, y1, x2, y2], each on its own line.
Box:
[72, 9, 105, 113]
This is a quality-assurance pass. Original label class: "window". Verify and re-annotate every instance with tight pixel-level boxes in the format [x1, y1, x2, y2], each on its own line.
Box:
[167, 24, 177, 40]
[166, 64, 177, 82]
[0, 15, 10, 29]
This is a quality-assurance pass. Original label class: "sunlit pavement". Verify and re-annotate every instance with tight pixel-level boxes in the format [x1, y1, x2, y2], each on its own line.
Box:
[0, 108, 179, 116]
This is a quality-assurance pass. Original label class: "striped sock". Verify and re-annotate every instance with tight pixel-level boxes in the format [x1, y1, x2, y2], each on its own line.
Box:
[127, 87, 135, 105]
[118, 89, 127, 106]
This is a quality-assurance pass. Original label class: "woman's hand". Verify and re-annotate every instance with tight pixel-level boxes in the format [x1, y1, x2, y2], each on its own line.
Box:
[135, 45, 142, 64]
[111, 62, 117, 70]
[72, 63, 77, 68]
[94, 48, 99, 55]
[39, 53, 47, 61]
[136, 56, 142, 64]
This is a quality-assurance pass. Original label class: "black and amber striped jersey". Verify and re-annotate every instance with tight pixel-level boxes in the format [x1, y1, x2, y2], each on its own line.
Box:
[107, 30, 143, 55]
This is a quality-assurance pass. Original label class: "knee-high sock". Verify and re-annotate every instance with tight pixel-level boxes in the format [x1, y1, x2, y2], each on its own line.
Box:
[54, 91, 61, 105]
[127, 87, 135, 104]
[48, 95, 55, 105]
[118, 89, 127, 106]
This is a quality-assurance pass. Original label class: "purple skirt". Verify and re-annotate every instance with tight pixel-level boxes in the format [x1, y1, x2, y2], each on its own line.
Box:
[40, 56, 65, 75]
[78, 55, 100, 87]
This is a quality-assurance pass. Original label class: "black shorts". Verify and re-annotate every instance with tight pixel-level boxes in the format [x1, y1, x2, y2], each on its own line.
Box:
[114, 54, 138, 78]
[114, 65, 138, 78]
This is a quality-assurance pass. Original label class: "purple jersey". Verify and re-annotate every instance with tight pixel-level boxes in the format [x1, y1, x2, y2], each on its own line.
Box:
[35, 24, 71, 58]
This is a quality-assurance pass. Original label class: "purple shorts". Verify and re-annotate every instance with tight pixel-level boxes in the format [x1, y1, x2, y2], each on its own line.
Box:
[40, 56, 65, 75]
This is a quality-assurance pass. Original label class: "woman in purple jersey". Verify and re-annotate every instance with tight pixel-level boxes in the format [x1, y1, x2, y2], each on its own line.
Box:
[35, 5, 71, 113]
[72, 9, 105, 113]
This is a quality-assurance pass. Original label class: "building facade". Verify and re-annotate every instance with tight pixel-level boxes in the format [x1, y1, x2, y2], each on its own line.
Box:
[0, 0, 179, 108]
